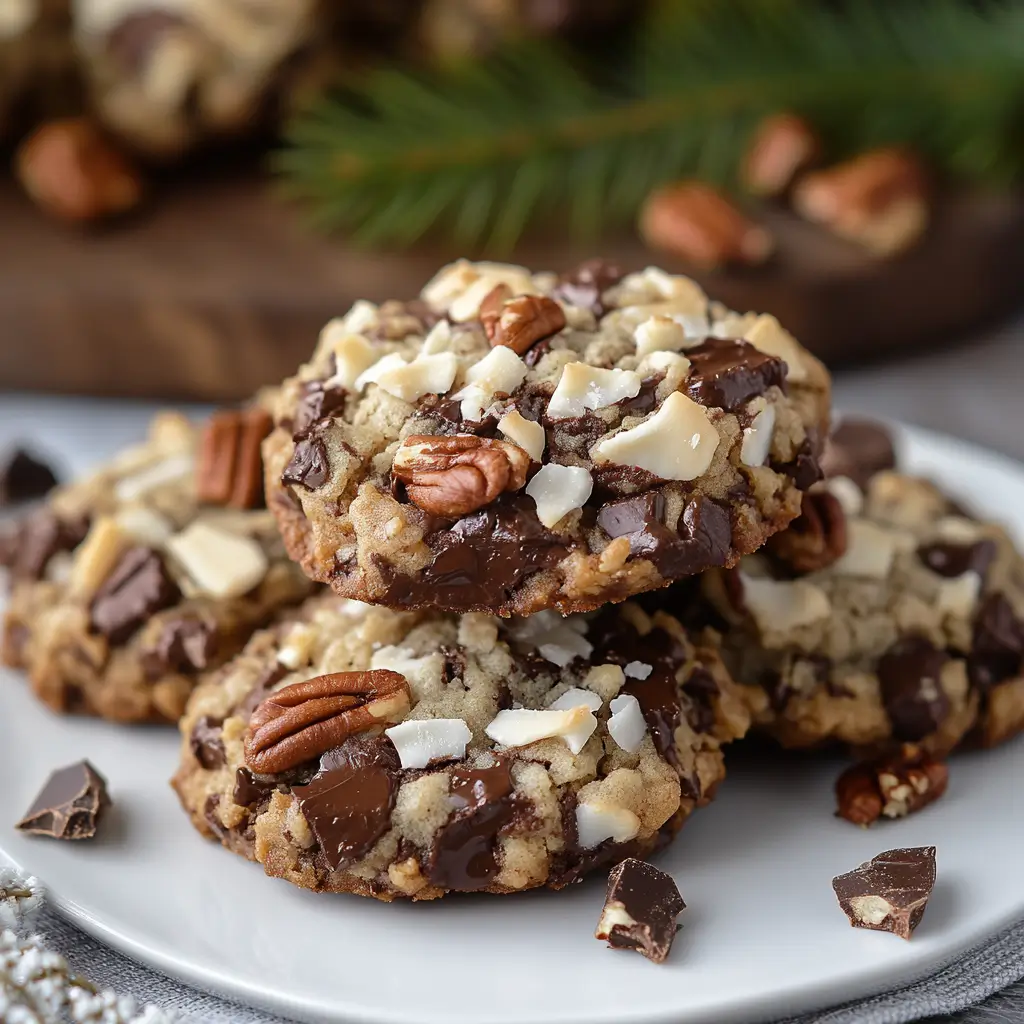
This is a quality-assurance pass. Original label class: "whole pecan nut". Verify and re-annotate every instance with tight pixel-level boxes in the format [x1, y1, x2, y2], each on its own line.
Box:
[741, 113, 820, 198]
[835, 744, 949, 827]
[243, 670, 411, 774]
[197, 407, 273, 509]
[392, 434, 531, 516]
[481, 292, 566, 356]
[767, 490, 847, 574]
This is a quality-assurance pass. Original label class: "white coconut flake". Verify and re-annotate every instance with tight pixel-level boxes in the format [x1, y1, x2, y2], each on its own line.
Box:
[547, 364, 642, 419]
[740, 405, 776, 467]
[549, 687, 603, 713]
[623, 661, 652, 680]
[498, 410, 545, 462]
[525, 463, 593, 528]
[607, 694, 648, 753]
[575, 801, 641, 849]
[385, 719, 472, 769]
[485, 707, 598, 755]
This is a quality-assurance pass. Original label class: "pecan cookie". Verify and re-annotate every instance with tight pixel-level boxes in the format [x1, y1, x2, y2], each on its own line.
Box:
[698, 424, 1024, 755]
[1, 409, 314, 722]
[172, 593, 751, 901]
[264, 259, 831, 616]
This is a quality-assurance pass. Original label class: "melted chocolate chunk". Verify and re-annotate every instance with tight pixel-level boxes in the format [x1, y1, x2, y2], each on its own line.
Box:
[282, 435, 330, 490]
[617, 376, 662, 417]
[821, 419, 896, 489]
[682, 667, 719, 734]
[918, 540, 997, 581]
[832, 846, 936, 941]
[428, 761, 516, 891]
[0, 449, 59, 505]
[597, 492, 731, 579]
[294, 736, 400, 870]
[16, 760, 110, 840]
[233, 766, 274, 808]
[685, 339, 786, 412]
[968, 593, 1024, 692]
[596, 858, 686, 963]
[189, 716, 226, 770]
[776, 442, 823, 491]
[552, 258, 623, 317]
[378, 496, 567, 611]
[877, 637, 951, 741]
[292, 382, 347, 440]
[143, 616, 217, 678]
[2, 510, 88, 580]
[89, 547, 180, 645]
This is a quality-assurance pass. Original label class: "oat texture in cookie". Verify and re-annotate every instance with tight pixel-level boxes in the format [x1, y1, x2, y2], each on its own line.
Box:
[1, 409, 314, 723]
[263, 259, 831, 616]
[699, 423, 1024, 755]
[172, 592, 751, 901]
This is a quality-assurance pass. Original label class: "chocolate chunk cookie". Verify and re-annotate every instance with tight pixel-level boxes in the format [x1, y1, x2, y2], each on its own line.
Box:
[172, 593, 752, 901]
[1, 410, 314, 723]
[699, 439, 1024, 755]
[263, 260, 831, 616]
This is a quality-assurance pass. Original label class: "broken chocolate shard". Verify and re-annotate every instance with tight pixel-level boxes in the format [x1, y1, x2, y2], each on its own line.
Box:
[143, 616, 217, 677]
[0, 449, 59, 505]
[877, 636, 951, 741]
[596, 857, 685, 963]
[832, 846, 936, 940]
[282, 435, 330, 490]
[292, 382, 347, 440]
[16, 760, 110, 840]
[89, 546, 180, 645]
[821, 419, 896, 489]
[685, 339, 786, 412]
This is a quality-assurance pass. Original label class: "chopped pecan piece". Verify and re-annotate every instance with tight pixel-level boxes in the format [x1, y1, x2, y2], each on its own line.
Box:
[482, 293, 566, 356]
[766, 490, 847, 574]
[835, 745, 949, 827]
[244, 670, 411, 775]
[392, 434, 531, 517]
[741, 113, 820, 198]
[196, 407, 273, 509]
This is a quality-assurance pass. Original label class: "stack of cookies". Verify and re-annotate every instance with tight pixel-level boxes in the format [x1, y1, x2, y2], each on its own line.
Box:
[4, 259, 1024, 914]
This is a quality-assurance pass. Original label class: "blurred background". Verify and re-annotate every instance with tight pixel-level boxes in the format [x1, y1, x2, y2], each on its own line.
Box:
[0, 0, 1022, 423]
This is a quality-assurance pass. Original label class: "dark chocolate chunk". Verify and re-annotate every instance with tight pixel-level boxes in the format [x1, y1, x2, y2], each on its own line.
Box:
[428, 761, 516, 891]
[0, 449, 59, 505]
[233, 766, 274, 808]
[968, 593, 1024, 692]
[378, 496, 567, 612]
[877, 636, 951, 741]
[596, 858, 686, 963]
[1, 510, 88, 580]
[281, 436, 330, 490]
[143, 616, 217, 677]
[294, 736, 400, 870]
[292, 382, 347, 440]
[821, 419, 897, 489]
[189, 716, 226, 770]
[832, 846, 936, 940]
[16, 760, 110, 840]
[552, 258, 623, 317]
[617, 375, 661, 416]
[685, 339, 786, 411]
[777, 445, 823, 491]
[89, 547, 180, 645]
[918, 540, 997, 581]
[682, 666, 719, 734]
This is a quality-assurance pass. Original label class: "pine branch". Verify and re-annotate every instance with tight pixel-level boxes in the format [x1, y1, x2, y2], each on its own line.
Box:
[276, 0, 1024, 249]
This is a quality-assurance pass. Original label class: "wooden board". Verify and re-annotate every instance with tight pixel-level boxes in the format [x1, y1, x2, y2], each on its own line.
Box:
[1, 172, 1022, 401]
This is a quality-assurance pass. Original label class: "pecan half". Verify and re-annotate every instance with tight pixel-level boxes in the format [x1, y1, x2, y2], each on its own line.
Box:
[392, 434, 531, 517]
[766, 490, 847, 574]
[741, 113, 820, 198]
[482, 294, 566, 356]
[196, 407, 272, 509]
[835, 744, 949, 827]
[243, 670, 411, 775]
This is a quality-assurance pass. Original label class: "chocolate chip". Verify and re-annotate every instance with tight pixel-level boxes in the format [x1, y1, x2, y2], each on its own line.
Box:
[189, 716, 226, 770]
[776, 443, 823, 491]
[0, 449, 59, 505]
[918, 540, 997, 580]
[552, 258, 623, 317]
[877, 636, 951, 741]
[428, 761, 516, 891]
[233, 766, 274, 808]
[1, 510, 88, 580]
[294, 736, 400, 870]
[832, 846, 936, 940]
[596, 858, 685, 963]
[292, 382, 347, 440]
[143, 617, 217, 677]
[16, 760, 110, 840]
[281, 435, 330, 490]
[821, 419, 896, 489]
[685, 339, 786, 411]
[968, 593, 1024, 692]
[89, 547, 180, 645]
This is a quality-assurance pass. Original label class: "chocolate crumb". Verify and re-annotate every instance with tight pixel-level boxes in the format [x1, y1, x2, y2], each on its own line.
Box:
[596, 858, 685, 963]
[16, 760, 110, 840]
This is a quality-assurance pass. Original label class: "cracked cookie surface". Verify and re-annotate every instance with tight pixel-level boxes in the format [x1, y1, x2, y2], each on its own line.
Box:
[1, 410, 314, 723]
[172, 593, 751, 901]
[264, 259, 830, 616]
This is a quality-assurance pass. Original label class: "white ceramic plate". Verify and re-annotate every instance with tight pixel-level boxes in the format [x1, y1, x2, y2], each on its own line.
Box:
[2, 412, 1024, 1024]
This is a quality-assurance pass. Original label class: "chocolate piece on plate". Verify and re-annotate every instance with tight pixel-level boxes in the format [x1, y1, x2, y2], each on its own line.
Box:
[832, 846, 936, 940]
[0, 449, 59, 505]
[595, 857, 686, 963]
[16, 760, 111, 840]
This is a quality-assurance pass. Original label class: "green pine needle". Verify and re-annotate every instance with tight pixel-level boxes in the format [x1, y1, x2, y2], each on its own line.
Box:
[275, 0, 1024, 250]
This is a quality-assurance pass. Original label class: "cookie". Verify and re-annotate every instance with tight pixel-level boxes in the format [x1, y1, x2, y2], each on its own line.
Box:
[700, 456, 1024, 755]
[1, 409, 314, 722]
[172, 593, 752, 901]
[264, 259, 831, 616]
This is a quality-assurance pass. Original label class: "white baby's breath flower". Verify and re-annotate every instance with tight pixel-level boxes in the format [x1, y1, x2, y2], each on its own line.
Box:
[0, 868, 44, 932]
